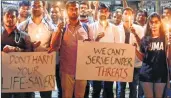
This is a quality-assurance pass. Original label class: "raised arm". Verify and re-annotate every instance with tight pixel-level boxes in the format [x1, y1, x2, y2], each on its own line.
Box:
[122, 0, 128, 8]
[48, 22, 64, 53]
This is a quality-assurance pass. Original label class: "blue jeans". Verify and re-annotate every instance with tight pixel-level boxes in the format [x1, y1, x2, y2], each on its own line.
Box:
[117, 68, 140, 98]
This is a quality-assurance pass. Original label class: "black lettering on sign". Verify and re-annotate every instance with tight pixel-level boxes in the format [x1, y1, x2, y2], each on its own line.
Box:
[20, 77, 26, 89]
[10, 55, 31, 65]
[85, 56, 133, 67]
[93, 48, 126, 56]
[10, 55, 16, 64]
[13, 77, 20, 89]
[2, 75, 56, 90]
[93, 47, 108, 55]
[9, 54, 53, 65]
[1, 77, 10, 90]
[29, 75, 55, 89]
[44, 75, 55, 88]
[32, 55, 53, 65]
[17, 66, 40, 76]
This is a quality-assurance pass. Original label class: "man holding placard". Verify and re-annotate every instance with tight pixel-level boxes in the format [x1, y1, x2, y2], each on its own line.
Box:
[17, 1, 55, 98]
[117, 7, 144, 98]
[88, 3, 120, 98]
[1, 6, 34, 98]
[49, 1, 93, 98]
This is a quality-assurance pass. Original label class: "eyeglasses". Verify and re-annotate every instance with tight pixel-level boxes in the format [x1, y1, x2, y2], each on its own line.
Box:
[149, 20, 160, 24]
[32, 5, 42, 9]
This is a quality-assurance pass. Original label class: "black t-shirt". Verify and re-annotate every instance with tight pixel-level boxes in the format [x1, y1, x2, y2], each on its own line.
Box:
[1, 27, 32, 52]
[139, 36, 168, 83]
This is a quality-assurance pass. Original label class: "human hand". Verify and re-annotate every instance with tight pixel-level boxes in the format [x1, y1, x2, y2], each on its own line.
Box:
[47, 47, 56, 54]
[3, 45, 16, 53]
[57, 21, 65, 32]
[32, 41, 41, 49]
[95, 32, 105, 41]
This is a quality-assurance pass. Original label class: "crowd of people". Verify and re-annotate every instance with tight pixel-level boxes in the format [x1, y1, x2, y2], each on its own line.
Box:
[1, 0, 171, 98]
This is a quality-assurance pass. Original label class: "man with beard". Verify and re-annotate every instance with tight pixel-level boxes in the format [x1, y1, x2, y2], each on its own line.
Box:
[17, 0, 31, 25]
[79, 2, 93, 98]
[79, 1, 90, 24]
[18, 1, 54, 98]
[49, 1, 93, 98]
[89, 3, 120, 98]
[1, 6, 34, 98]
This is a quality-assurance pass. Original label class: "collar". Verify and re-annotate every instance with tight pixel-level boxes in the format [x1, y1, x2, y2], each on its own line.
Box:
[28, 17, 46, 25]
[3, 26, 18, 36]
[68, 20, 82, 27]
[98, 20, 109, 29]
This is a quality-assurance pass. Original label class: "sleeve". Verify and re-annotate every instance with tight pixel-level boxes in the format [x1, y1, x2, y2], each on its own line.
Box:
[50, 30, 62, 51]
[138, 26, 145, 39]
[87, 24, 95, 41]
[140, 37, 146, 53]
[23, 33, 33, 52]
[88, 23, 95, 41]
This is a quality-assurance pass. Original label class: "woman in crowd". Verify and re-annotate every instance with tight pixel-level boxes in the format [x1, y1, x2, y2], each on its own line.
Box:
[136, 12, 168, 98]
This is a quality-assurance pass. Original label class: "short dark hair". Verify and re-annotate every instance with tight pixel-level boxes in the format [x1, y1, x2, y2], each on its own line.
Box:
[80, 1, 89, 9]
[51, 6, 61, 14]
[31, 1, 44, 7]
[98, 2, 109, 10]
[66, 1, 78, 10]
[123, 7, 134, 14]
[19, 0, 31, 7]
[137, 9, 148, 17]
[51, 5, 60, 11]
[3, 6, 18, 16]
[164, 7, 171, 11]
[115, 7, 123, 12]
[163, 7, 171, 14]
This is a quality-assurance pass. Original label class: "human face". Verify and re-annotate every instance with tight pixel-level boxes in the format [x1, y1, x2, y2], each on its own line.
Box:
[136, 12, 147, 24]
[3, 12, 17, 28]
[163, 9, 170, 18]
[50, 7, 60, 22]
[149, 17, 161, 33]
[31, 1, 43, 17]
[113, 12, 122, 25]
[122, 10, 134, 23]
[99, 8, 109, 21]
[80, 4, 88, 17]
[19, 5, 30, 18]
[67, 3, 79, 20]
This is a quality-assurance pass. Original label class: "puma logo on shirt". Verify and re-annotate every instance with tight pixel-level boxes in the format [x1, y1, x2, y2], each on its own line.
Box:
[150, 42, 164, 51]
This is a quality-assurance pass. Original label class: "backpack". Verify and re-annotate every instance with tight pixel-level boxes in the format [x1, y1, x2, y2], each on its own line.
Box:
[58, 23, 89, 56]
